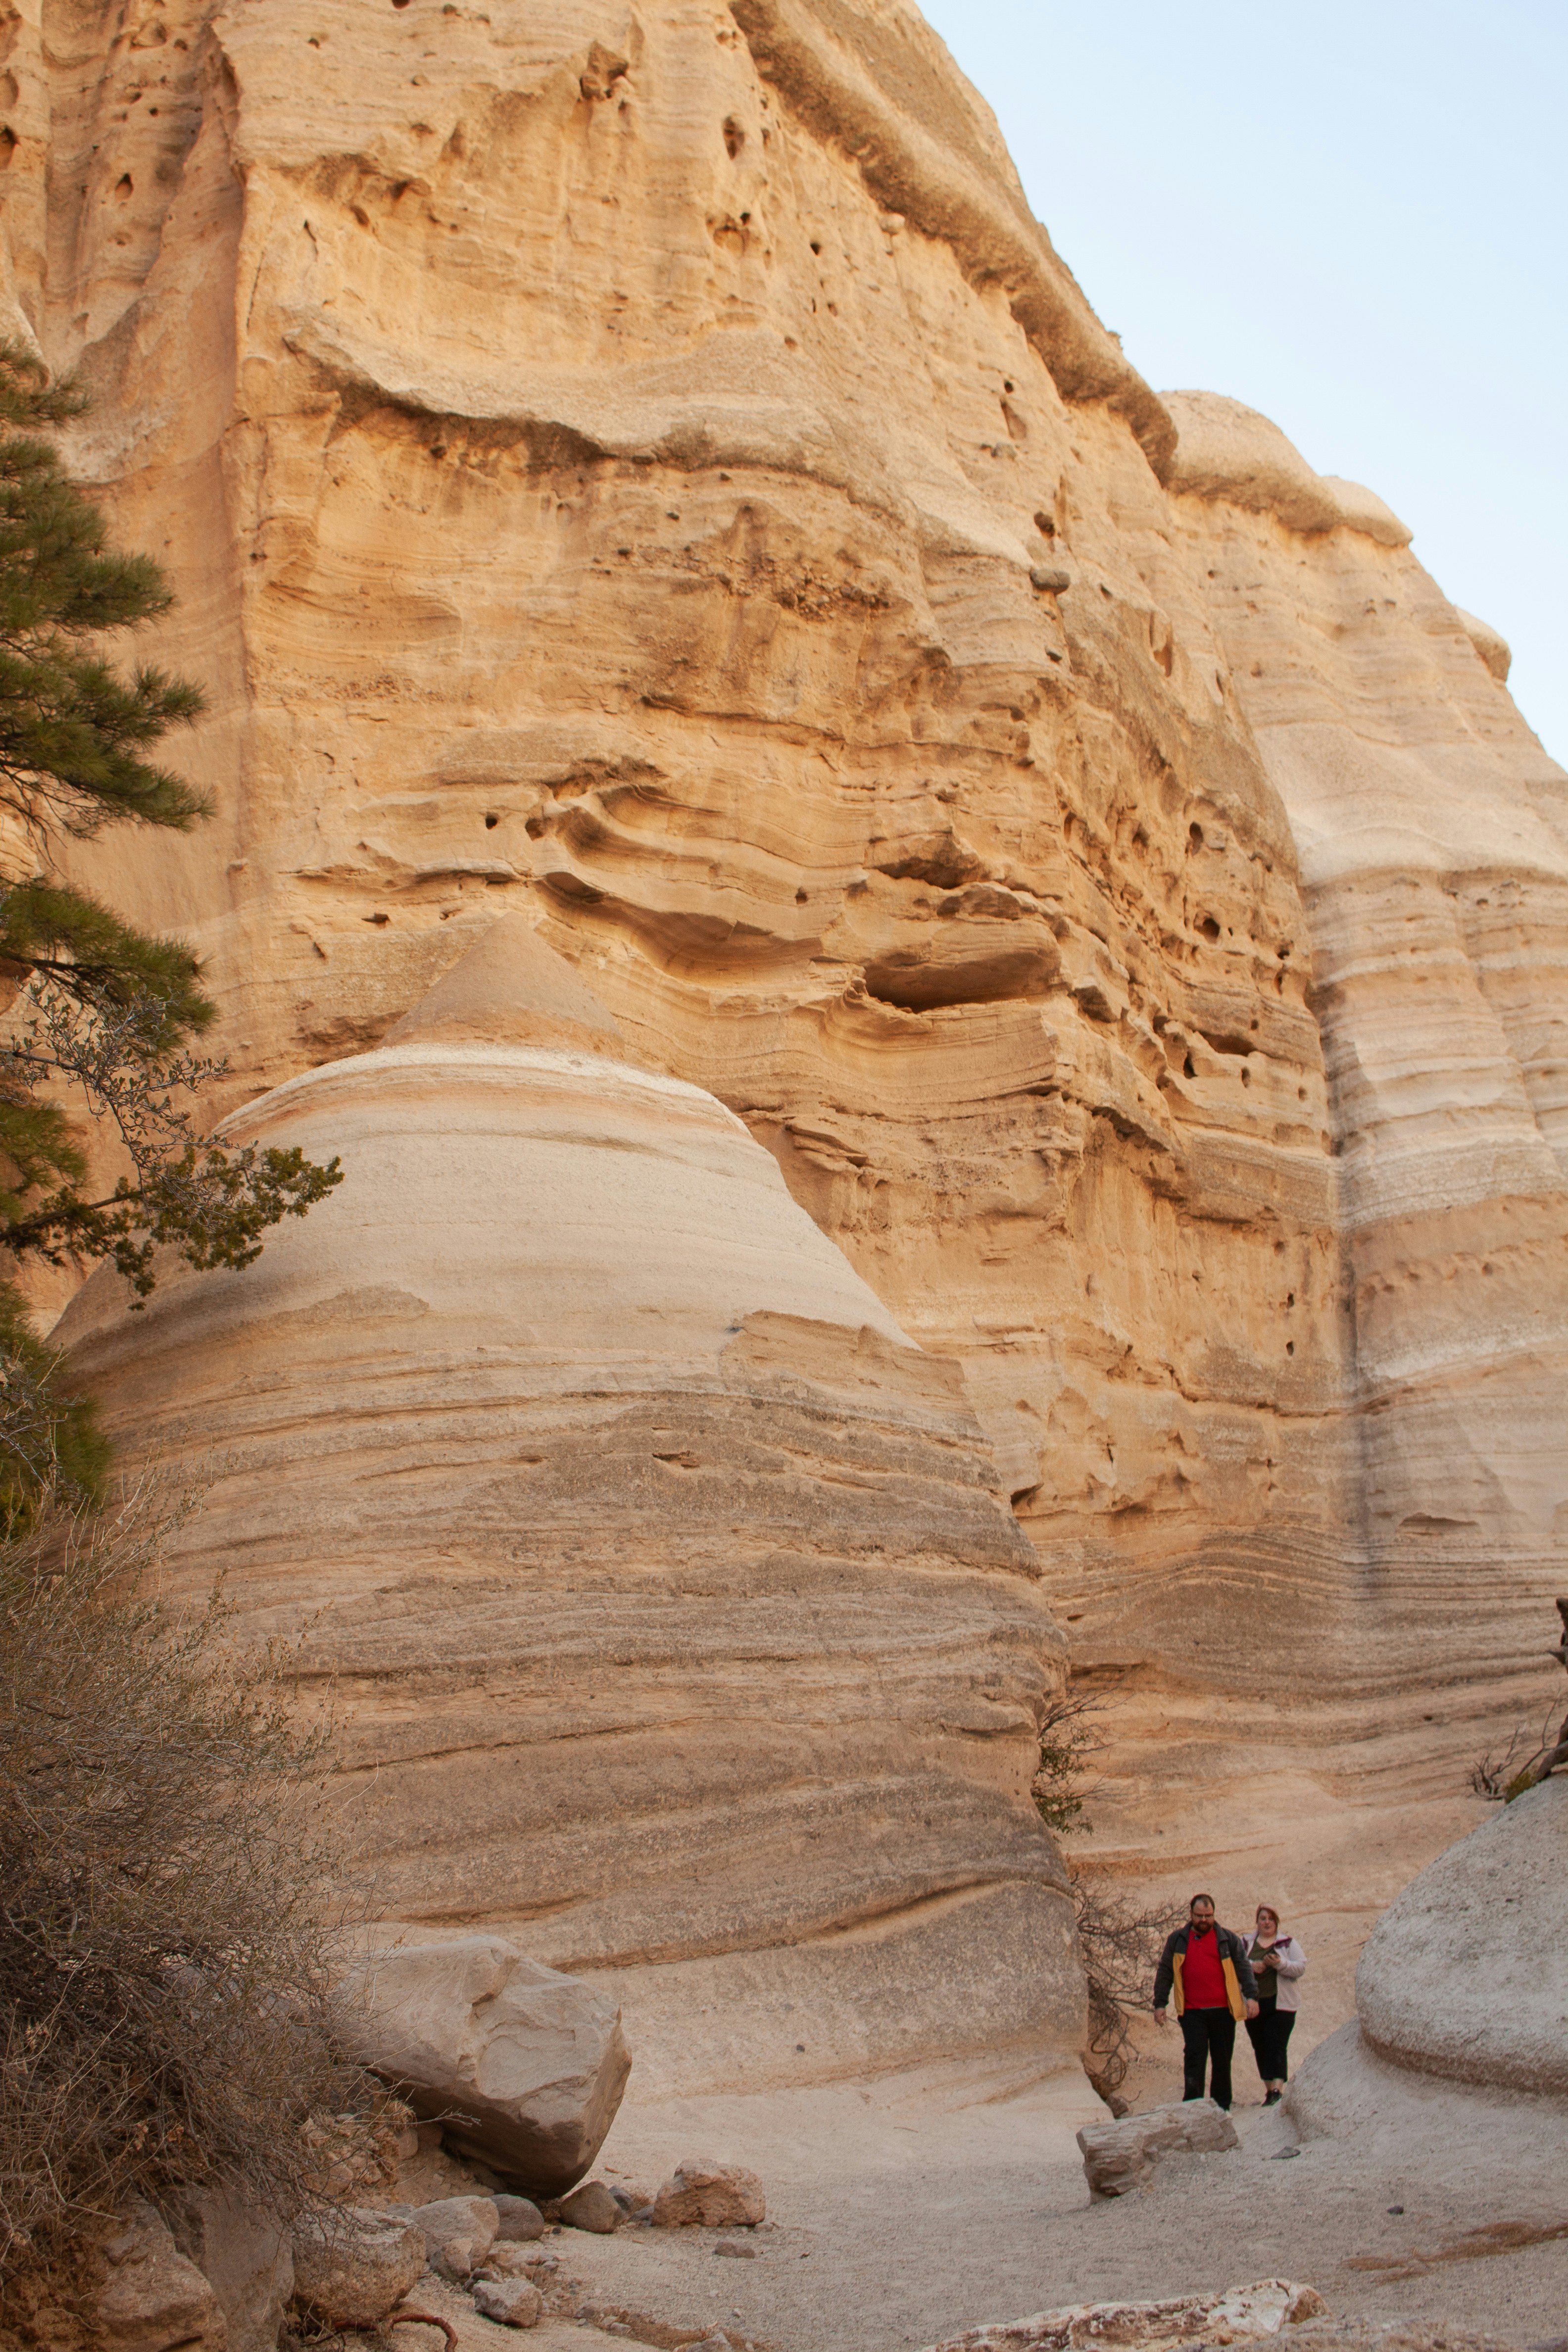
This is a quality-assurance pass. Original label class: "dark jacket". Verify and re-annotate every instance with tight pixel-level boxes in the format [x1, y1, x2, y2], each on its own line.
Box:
[1153, 1923, 1258, 2019]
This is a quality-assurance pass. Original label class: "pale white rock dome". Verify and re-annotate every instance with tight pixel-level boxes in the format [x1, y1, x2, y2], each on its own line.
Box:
[1355, 1773, 1567, 2096]
[1286, 1767, 1568, 2189]
[57, 917, 1082, 2100]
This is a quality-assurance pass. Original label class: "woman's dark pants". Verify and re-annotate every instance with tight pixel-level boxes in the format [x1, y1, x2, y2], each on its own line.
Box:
[1245, 1996, 1296, 2083]
[1179, 2006, 1235, 2108]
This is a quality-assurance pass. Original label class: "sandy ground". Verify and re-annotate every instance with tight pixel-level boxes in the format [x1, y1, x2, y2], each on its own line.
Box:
[394, 2039, 1568, 2352]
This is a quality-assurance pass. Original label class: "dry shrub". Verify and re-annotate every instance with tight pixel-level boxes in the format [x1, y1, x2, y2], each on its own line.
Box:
[1031, 1689, 1105, 1837]
[1071, 1873, 1179, 2111]
[0, 1472, 365, 2284]
[1031, 1687, 1178, 2110]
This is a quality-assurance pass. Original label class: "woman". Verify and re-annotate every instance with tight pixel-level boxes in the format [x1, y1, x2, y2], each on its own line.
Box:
[1244, 1904, 1305, 2104]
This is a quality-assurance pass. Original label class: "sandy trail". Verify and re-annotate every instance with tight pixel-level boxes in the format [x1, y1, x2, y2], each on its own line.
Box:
[553, 2049, 1568, 2352]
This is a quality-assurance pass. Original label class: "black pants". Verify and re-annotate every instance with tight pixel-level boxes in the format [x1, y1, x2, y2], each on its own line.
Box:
[1180, 2006, 1235, 2108]
[1245, 1996, 1296, 2084]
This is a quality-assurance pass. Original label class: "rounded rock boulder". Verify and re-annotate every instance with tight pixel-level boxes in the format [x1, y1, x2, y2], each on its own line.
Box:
[1355, 1775, 1567, 2096]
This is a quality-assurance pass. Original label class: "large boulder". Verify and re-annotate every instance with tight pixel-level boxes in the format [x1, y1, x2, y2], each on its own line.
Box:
[1285, 1774, 1568, 2202]
[1354, 1776, 1567, 2095]
[341, 1938, 631, 2196]
[97, 2203, 227, 2352]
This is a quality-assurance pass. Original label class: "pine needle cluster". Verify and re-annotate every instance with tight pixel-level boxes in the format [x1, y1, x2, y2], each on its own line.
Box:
[0, 340, 341, 1497]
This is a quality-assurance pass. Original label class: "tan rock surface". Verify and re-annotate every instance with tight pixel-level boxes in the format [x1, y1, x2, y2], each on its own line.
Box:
[57, 923, 1080, 2093]
[343, 1937, 633, 2196]
[1140, 391, 1568, 2021]
[96, 2203, 228, 2352]
[1352, 1777, 1568, 2096]
[288, 2206, 428, 2333]
[6, 0, 1564, 2059]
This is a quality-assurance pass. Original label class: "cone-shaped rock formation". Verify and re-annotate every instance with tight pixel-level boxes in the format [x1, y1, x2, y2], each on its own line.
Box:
[57, 921, 1080, 2096]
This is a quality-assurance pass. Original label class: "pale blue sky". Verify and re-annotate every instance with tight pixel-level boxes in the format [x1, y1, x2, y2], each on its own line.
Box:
[919, 0, 1567, 766]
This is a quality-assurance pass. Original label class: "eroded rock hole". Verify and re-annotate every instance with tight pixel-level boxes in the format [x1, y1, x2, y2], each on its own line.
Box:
[723, 116, 744, 158]
[1199, 915, 1221, 941]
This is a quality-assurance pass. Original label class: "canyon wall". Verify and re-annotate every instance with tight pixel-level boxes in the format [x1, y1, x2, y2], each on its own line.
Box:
[5, 0, 1565, 2057]
[60, 919, 1085, 2097]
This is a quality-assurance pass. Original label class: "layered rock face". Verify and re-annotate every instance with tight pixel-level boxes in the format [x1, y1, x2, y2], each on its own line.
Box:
[58, 922, 1080, 2093]
[8, 0, 1566, 2033]
[1140, 397, 1568, 2010]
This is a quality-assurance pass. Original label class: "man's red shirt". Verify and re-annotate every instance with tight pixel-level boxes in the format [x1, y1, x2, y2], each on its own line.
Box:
[1182, 1925, 1227, 2008]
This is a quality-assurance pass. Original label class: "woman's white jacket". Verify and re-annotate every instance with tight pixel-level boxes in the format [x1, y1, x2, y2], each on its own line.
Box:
[1260, 1936, 1306, 2011]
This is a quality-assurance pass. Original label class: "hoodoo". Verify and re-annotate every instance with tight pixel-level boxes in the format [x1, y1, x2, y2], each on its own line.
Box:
[57, 916, 1083, 2096]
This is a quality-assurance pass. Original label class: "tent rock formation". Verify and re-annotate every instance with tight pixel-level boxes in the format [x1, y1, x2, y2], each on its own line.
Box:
[58, 921, 1080, 2095]
[4, 0, 1564, 2027]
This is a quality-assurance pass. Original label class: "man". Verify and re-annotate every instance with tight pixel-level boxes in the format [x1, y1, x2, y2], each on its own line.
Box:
[1152, 1892, 1259, 2111]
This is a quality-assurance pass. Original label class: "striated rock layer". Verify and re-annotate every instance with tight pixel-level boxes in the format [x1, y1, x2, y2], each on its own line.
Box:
[58, 923, 1082, 2093]
[5, 0, 1565, 2041]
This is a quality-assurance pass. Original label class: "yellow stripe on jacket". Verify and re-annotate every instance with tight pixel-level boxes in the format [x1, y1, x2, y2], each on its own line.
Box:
[1171, 1949, 1247, 2021]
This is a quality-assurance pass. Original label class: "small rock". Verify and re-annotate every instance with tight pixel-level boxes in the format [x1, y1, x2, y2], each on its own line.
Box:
[98, 2201, 226, 2352]
[1030, 565, 1073, 595]
[291, 2205, 426, 2330]
[1076, 2097, 1238, 2199]
[472, 2276, 544, 2329]
[715, 2239, 758, 2258]
[493, 2196, 546, 2243]
[607, 2185, 652, 2219]
[405, 2194, 499, 2280]
[652, 2157, 765, 2230]
[482, 2247, 539, 2278]
[557, 2179, 621, 2234]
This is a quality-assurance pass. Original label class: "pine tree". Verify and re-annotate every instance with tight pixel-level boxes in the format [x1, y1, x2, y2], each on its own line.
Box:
[0, 342, 340, 1494]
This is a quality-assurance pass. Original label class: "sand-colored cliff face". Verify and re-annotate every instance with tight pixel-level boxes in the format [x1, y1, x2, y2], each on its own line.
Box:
[59, 923, 1082, 2095]
[17, 0, 1343, 1570]
[7, 0, 1566, 2041]
[1165, 392, 1568, 1572]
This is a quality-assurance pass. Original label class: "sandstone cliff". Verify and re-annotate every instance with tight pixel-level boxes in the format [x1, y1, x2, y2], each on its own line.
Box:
[8, 0, 1566, 2055]
[58, 919, 1084, 2095]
